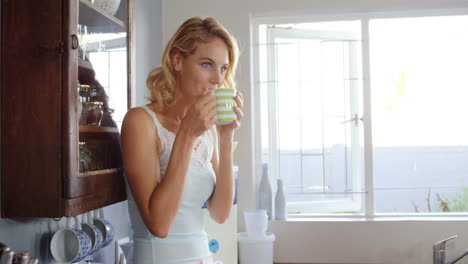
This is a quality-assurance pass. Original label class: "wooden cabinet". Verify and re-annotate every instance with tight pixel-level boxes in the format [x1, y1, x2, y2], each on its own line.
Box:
[1, 0, 135, 217]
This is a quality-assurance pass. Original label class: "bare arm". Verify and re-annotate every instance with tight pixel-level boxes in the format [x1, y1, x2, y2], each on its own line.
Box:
[207, 126, 234, 224]
[121, 93, 217, 237]
[121, 108, 196, 238]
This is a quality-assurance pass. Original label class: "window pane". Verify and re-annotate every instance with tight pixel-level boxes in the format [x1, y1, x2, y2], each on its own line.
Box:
[301, 155, 324, 192]
[370, 16, 468, 213]
[280, 152, 303, 193]
[259, 21, 363, 214]
[87, 32, 127, 131]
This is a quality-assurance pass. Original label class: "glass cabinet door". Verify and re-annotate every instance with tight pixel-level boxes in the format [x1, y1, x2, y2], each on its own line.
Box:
[70, 0, 130, 199]
[78, 0, 128, 130]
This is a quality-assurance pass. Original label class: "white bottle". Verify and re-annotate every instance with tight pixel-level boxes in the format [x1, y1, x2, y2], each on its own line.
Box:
[275, 178, 287, 220]
[258, 164, 272, 219]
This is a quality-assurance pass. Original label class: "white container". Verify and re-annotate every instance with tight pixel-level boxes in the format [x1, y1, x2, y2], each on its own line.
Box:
[243, 210, 268, 238]
[238, 232, 275, 264]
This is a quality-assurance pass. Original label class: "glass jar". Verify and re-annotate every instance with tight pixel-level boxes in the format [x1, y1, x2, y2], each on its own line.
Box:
[78, 84, 90, 102]
[79, 142, 91, 172]
[84, 101, 104, 126]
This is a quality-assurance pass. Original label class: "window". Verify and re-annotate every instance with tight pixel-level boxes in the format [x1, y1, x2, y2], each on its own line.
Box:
[257, 14, 468, 215]
[370, 16, 468, 213]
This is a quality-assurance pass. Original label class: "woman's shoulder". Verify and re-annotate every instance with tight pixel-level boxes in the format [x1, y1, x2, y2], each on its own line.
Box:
[122, 106, 157, 132]
[122, 105, 163, 154]
[125, 105, 154, 119]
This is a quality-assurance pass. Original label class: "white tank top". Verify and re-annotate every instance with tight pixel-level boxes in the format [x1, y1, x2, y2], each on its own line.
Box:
[126, 105, 216, 264]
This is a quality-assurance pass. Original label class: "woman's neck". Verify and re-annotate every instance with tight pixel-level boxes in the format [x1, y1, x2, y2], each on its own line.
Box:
[157, 88, 193, 123]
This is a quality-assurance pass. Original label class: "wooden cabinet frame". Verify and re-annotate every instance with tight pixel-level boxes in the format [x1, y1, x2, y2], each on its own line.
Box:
[1, 0, 135, 217]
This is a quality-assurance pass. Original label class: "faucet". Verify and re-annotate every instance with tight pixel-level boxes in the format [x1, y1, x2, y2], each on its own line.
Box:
[434, 235, 468, 264]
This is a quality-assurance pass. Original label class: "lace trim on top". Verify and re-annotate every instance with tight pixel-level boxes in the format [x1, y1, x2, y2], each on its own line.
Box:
[141, 105, 213, 171]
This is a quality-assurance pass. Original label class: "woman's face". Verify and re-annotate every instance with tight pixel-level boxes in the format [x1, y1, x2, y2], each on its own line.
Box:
[173, 37, 230, 98]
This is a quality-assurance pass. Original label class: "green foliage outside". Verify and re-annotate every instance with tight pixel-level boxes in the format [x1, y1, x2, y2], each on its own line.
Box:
[434, 187, 468, 212]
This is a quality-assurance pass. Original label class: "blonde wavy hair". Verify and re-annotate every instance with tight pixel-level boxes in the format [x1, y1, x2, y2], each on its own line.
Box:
[146, 17, 239, 108]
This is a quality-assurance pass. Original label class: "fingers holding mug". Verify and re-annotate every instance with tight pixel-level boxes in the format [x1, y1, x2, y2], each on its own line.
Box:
[234, 91, 244, 125]
[233, 105, 243, 122]
[235, 91, 244, 110]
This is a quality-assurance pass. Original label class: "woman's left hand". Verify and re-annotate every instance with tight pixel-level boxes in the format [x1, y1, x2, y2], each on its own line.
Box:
[216, 91, 244, 140]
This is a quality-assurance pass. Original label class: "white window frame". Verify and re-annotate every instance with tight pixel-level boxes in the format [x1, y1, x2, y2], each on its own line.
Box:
[252, 8, 468, 219]
[265, 27, 364, 214]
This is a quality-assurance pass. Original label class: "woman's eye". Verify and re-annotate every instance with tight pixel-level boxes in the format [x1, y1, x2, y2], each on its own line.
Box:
[221, 66, 228, 72]
[202, 62, 211, 68]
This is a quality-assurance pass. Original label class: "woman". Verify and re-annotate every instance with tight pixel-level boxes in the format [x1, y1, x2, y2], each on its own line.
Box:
[121, 17, 243, 264]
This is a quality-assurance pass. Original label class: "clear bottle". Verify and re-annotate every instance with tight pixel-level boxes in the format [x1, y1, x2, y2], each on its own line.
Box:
[258, 163, 272, 219]
[275, 178, 287, 220]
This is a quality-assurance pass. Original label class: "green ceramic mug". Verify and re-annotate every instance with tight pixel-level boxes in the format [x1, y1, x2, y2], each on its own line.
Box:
[214, 88, 237, 124]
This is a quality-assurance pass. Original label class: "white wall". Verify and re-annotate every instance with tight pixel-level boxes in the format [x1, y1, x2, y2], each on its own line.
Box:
[136, 0, 163, 106]
[162, 0, 468, 263]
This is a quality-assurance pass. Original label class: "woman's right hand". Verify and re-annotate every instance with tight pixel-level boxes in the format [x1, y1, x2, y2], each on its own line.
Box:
[180, 89, 217, 138]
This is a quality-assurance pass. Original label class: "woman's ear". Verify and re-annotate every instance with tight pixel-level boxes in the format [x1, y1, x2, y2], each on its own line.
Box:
[172, 51, 183, 72]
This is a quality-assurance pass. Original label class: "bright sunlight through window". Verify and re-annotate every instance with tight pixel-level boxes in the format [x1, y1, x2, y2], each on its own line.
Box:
[258, 15, 468, 215]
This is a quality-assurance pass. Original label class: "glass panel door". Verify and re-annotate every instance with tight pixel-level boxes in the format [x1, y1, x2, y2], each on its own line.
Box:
[77, 0, 127, 130]
[77, 0, 127, 174]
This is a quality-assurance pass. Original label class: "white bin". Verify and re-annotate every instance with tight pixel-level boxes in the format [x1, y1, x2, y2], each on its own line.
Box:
[238, 232, 275, 264]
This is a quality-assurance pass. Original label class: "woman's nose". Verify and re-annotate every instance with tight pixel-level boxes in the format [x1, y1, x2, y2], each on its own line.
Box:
[210, 70, 223, 85]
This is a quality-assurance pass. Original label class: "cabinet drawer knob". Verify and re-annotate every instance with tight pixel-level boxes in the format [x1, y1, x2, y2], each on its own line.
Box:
[71, 34, 79, 50]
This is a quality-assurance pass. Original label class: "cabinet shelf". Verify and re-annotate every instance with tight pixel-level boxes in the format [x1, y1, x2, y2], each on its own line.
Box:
[64, 184, 126, 217]
[80, 168, 122, 177]
[79, 0, 125, 33]
[80, 125, 119, 133]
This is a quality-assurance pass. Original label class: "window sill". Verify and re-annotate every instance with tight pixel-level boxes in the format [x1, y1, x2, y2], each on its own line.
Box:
[270, 213, 468, 223]
[270, 213, 468, 222]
